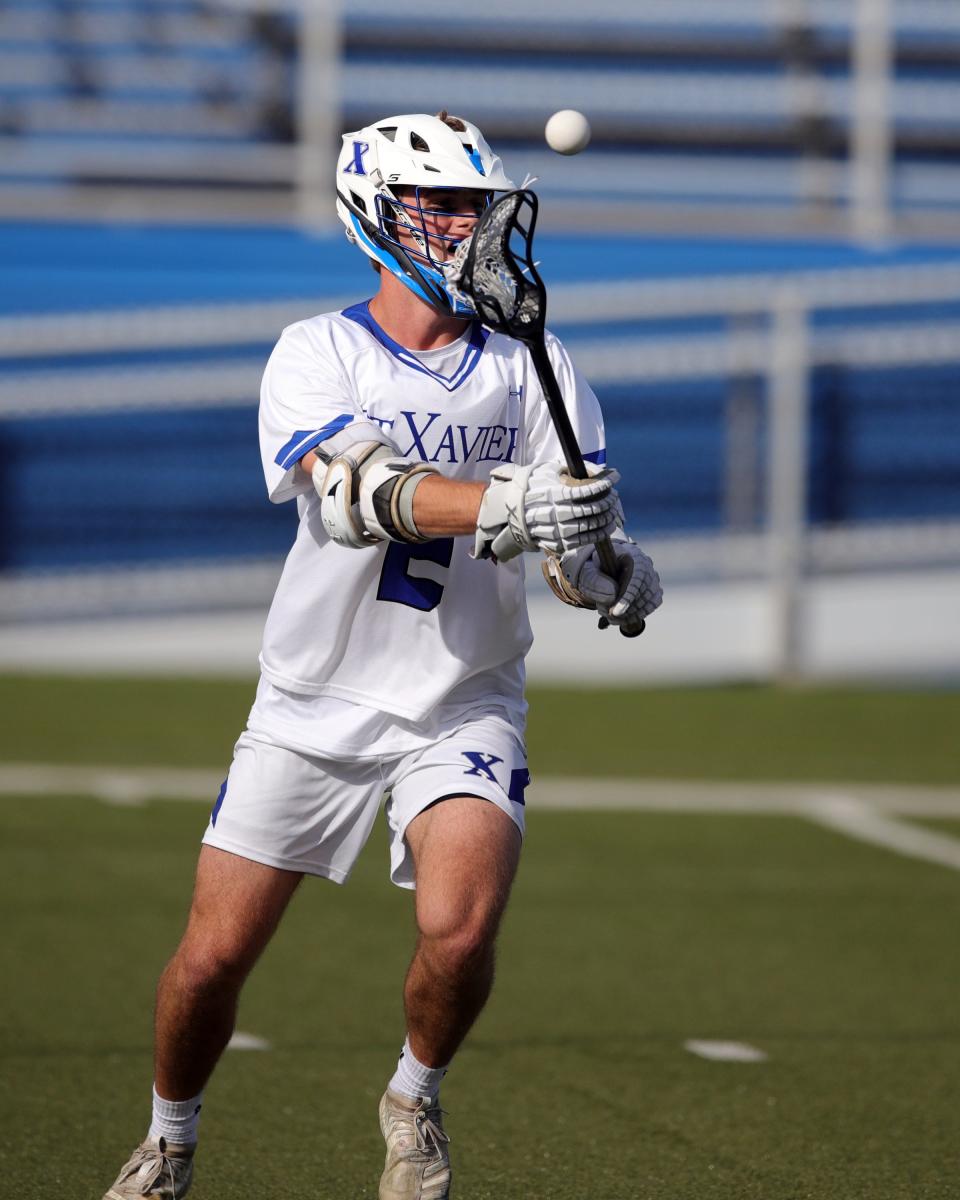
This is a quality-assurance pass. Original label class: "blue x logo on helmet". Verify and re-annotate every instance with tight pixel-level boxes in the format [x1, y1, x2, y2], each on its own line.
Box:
[335, 112, 516, 318]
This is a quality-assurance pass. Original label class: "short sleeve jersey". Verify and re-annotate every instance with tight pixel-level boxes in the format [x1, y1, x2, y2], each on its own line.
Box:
[256, 301, 606, 745]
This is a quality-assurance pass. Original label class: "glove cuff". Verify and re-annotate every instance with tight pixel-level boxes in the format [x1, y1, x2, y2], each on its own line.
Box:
[541, 548, 597, 609]
[472, 463, 535, 562]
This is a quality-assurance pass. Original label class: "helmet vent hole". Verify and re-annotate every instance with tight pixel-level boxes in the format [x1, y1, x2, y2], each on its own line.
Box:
[410, 133, 430, 152]
[423, 164, 441, 173]
[350, 191, 366, 214]
[377, 126, 397, 141]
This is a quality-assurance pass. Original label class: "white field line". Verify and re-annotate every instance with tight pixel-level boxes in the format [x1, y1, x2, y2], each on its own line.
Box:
[531, 778, 960, 817]
[0, 763, 224, 806]
[684, 1040, 768, 1063]
[3, 765, 960, 871]
[807, 795, 960, 874]
[227, 1031, 271, 1052]
[3, 765, 960, 814]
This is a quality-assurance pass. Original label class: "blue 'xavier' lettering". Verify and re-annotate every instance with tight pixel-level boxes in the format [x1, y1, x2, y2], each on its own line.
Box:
[504, 426, 518, 463]
[462, 752, 504, 782]
[399, 411, 443, 458]
[398, 414, 519, 465]
[364, 412, 396, 431]
[430, 425, 457, 464]
[477, 425, 508, 462]
[457, 425, 487, 462]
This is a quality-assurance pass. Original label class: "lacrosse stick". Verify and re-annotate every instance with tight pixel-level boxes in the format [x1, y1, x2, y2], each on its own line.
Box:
[447, 189, 643, 636]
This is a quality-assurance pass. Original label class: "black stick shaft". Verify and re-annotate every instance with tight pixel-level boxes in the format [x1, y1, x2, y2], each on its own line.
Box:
[527, 338, 620, 577]
[528, 338, 587, 476]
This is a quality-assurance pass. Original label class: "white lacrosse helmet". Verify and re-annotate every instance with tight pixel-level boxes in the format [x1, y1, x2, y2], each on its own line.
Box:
[335, 112, 516, 317]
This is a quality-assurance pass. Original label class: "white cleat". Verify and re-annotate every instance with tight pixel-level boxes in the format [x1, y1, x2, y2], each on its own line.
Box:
[103, 1136, 195, 1199]
[378, 1088, 451, 1200]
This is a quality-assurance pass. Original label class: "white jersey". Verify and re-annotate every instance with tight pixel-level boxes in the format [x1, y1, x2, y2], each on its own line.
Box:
[255, 300, 606, 756]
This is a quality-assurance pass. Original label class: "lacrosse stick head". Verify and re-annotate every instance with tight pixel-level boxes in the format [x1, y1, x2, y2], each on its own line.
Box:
[444, 189, 546, 339]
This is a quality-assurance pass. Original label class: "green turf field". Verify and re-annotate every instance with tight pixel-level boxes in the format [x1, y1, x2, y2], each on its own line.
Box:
[0, 673, 957, 782]
[3, 797, 959, 1199]
[1, 676, 959, 1198]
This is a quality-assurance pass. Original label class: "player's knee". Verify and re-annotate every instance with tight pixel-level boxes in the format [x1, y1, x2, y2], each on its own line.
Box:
[420, 906, 499, 973]
[174, 933, 256, 993]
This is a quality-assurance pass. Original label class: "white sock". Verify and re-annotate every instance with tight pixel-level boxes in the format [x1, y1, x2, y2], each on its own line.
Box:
[388, 1038, 449, 1102]
[148, 1085, 203, 1146]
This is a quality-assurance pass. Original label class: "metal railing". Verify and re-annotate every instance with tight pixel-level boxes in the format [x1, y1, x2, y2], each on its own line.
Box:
[1, 259, 958, 684]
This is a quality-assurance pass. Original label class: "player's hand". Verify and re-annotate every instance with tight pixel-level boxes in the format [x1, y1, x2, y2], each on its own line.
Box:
[474, 461, 620, 563]
[560, 537, 663, 636]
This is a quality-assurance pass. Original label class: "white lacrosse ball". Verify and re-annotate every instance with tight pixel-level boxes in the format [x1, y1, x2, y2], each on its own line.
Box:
[545, 109, 591, 155]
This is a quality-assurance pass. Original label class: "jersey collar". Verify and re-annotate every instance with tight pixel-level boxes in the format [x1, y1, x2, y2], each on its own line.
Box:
[341, 300, 489, 393]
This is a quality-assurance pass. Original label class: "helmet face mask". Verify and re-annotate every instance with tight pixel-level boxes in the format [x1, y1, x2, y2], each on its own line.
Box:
[376, 186, 492, 269]
[335, 113, 516, 318]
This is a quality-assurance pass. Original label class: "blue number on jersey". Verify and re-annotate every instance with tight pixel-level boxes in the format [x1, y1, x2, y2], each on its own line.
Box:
[377, 539, 454, 612]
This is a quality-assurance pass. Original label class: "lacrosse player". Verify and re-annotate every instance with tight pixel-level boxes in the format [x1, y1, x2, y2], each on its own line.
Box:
[103, 111, 662, 1200]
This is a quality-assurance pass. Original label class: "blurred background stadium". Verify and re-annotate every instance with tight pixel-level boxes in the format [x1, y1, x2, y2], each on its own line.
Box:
[1, 0, 959, 682]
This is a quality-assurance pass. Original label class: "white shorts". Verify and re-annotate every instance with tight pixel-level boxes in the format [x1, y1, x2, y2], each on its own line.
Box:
[201, 710, 528, 889]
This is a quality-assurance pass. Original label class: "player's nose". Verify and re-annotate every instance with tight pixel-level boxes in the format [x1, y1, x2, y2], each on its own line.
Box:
[448, 207, 479, 231]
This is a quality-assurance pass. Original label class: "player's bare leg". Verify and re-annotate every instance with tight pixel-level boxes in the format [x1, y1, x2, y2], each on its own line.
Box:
[154, 845, 302, 1098]
[378, 796, 521, 1200]
[404, 796, 521, 1065]
[103, 846, 302, 1199]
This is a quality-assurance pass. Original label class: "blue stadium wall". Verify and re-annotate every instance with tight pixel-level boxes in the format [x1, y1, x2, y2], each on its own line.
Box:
[1, 222, 959, 574]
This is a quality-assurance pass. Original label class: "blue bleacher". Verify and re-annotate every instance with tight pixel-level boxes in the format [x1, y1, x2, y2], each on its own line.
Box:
[1, 221, 959, 573]
[2, 0, 960, 204]
[0, 0, 294, 148]
[0, 3, 958, 583]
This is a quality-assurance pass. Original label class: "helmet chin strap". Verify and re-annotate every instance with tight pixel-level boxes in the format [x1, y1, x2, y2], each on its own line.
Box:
[378, 233, 473, 318]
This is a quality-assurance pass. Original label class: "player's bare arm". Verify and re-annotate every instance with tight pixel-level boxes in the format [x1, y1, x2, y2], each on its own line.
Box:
[305, 428, 620, 558]
[299, 450, 485, 537]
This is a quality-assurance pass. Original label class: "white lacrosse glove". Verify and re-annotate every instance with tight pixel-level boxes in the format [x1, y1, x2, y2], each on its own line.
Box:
[474, 461, 621, 563]
[543, 533, 663, 638]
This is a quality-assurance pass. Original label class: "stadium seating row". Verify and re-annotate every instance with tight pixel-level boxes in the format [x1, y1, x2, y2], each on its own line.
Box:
[1, 0, 959, 222]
